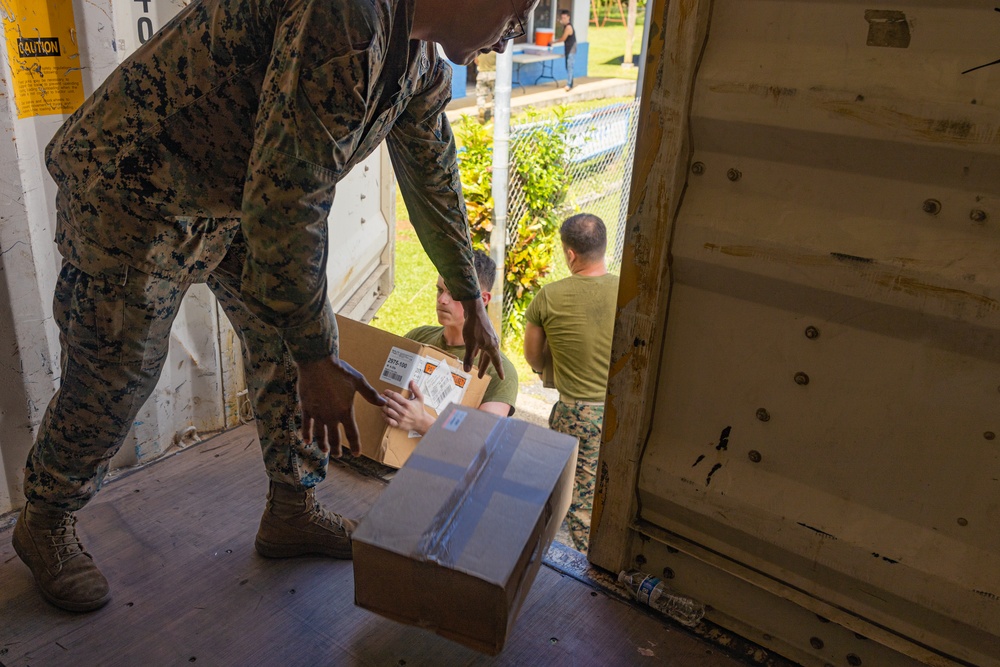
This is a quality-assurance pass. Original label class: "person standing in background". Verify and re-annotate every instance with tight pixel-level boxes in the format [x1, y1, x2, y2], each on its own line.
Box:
[552, 9, 577, 91]
[523, 213, 619, 552]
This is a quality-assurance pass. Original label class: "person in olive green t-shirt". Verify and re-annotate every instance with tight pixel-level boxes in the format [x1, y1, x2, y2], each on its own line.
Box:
[382, 251, 518, 435]
[524, 214, 619, 553]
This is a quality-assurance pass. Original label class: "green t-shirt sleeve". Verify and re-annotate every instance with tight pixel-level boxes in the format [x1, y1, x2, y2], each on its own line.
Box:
[525, 289, 545, 327]
[482, 353, 519, 414]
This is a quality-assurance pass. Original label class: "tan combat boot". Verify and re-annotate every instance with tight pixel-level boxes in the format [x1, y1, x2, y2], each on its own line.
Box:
[254, 482, 357, 559]
[12, 503, 111, 612]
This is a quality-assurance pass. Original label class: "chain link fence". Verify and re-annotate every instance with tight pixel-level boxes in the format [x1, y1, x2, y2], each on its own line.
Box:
[502, 98, 641, 326]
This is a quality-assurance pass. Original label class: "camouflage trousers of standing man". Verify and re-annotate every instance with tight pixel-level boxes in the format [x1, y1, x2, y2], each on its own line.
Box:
[549, 399, 604, 553]
[23, 202, 331, 512]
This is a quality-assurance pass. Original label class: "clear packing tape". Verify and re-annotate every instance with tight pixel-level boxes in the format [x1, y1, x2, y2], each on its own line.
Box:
[410, 417, 552, 567]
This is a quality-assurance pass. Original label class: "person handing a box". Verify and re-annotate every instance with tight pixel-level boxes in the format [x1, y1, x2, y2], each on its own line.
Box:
[13, 0, 536, 614]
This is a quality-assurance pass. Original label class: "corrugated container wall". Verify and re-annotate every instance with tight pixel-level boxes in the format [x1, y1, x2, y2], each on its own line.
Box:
[0, 0, 395, 515]
[592, 1, 999, 665]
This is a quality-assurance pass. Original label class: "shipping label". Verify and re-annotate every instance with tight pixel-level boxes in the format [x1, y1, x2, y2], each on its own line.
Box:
[379, 347, 419, 388]
[442, 408, 467, 432]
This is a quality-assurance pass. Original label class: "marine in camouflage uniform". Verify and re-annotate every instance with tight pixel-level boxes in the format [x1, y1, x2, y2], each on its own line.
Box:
[14, 0, 527, 612]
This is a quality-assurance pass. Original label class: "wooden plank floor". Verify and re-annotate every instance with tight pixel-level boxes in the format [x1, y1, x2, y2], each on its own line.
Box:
[1, 425, 744, 667]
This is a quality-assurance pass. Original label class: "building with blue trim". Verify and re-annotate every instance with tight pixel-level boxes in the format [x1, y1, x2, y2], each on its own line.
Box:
[446, 0, 591, 99]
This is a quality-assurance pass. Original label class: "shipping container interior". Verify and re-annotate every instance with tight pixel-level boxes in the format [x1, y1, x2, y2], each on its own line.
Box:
[0, 1, 740, 665]
[2, 0, 999, 666]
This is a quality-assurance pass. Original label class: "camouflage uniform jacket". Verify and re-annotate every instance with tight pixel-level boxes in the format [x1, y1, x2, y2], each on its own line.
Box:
[45, 0, 479, 363]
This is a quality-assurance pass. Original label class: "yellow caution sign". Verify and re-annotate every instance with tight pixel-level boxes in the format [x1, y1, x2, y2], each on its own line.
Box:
[2, 0, 85, 119]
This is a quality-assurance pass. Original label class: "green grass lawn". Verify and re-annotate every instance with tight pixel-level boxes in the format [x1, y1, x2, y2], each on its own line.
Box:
[509, 95, 634, 125]
[368, 225, 437, 338]
[585, 13, 645, 80]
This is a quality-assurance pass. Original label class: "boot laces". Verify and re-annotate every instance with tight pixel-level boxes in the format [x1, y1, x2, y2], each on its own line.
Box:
[48, 514, 87, 568]
[309, 497, 346, 535]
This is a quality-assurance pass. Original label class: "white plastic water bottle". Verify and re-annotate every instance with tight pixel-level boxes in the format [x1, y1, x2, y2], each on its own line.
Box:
[618, 569, 705, 627]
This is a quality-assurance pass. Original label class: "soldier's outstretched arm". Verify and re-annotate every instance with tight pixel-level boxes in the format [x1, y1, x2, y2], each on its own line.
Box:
[386, 58, 503, 377]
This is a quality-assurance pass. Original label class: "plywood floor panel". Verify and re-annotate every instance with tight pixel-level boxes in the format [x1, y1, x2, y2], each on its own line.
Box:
[0, 425, 743, 667]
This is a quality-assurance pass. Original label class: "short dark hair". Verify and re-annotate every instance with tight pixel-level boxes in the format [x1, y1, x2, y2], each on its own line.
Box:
[560, 213, 606, 261]
[559, 9, 571, 17]
[473, 249, 497, 293]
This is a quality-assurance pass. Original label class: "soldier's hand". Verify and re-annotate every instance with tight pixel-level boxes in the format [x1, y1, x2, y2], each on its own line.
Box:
[297, 356, 386, 458]
[461, 297, 504, 380]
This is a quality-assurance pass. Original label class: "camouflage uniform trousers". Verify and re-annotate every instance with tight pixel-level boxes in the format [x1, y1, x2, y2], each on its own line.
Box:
[24, 228, 330, 513]
[549, 399, 604, 553]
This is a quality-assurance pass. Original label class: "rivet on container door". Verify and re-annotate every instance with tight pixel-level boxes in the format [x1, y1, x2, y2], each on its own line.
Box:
[727, 168, 741, 182]
[970, 209, 987, 223]
[747, 450, 762, 463]
[804, 326, 820, 339]
[755, 408, 770, 422]
[691, 161, 705, 175]
[922, 199, 941, 215]
[985, 431, 996, 440]
[794, 372, 810, 385]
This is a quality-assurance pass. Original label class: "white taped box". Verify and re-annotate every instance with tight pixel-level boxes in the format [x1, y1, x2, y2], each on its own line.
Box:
[352, 407, 579, 655]
[336, 315, 490, 468]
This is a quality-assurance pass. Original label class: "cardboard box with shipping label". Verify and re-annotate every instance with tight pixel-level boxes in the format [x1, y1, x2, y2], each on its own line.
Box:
[336, 315, 491, 468]
[352, 407, 579, 655]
